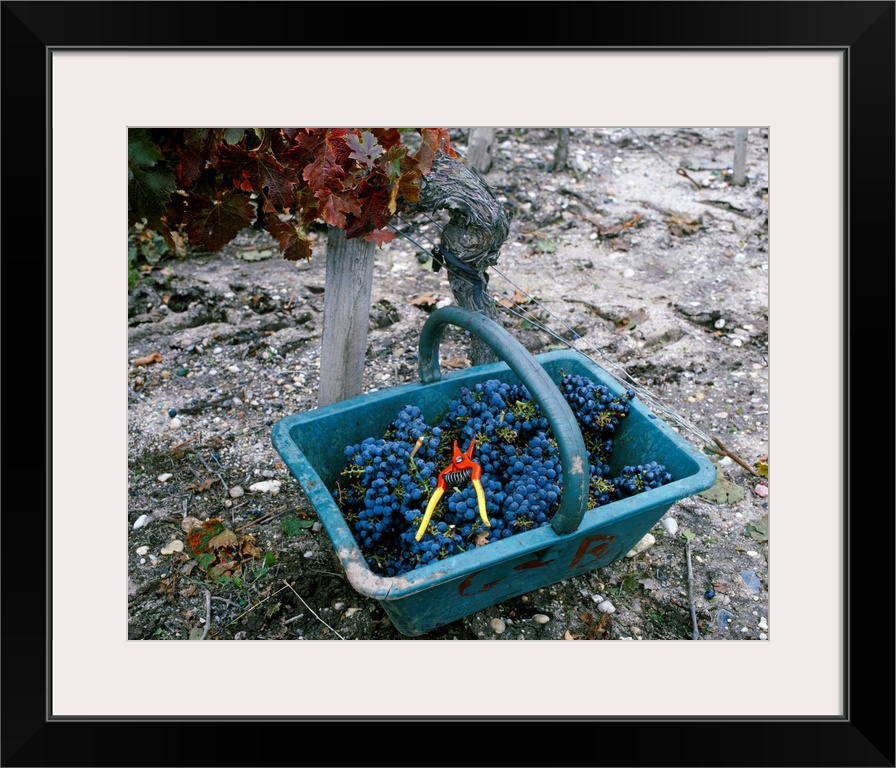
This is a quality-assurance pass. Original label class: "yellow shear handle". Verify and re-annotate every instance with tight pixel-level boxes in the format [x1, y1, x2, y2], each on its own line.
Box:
[414, 486, 444, 542]
[472, 479, 490, 528]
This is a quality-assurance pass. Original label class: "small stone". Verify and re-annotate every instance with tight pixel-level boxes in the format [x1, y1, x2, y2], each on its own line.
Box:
[596, 600, 615, 614]
[169, 417, 183, 430]
[168, 408, 178, 417]
[532, 614, 550, 625]
[157, 473, 173, 482]
[250, 480, 281, 495]
[229, 486, 245, 498]
[759, 633, 768, 640]
[626, 532, 656, 557]
[160, 540, 184, 555]
[714, 318, 726, 329]
[181, 516, 202, 533]
[136, 546, 149, 556]
[661, 517, 678, 536]
[489, 618, 506, 634]
[754, 484, 769, 497]
[758, 616, 768, 631]
[133, 514, 151, 530]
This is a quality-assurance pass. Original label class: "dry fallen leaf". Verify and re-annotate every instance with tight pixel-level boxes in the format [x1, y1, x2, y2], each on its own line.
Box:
[441, 356, 471, 371]
[664, 212, 703, 237]
[185, 478, 216, 493]
[208, 529, 239, 550]
[134, 351, 162, 366]
[564, 630, 583, 640]
[409, 295, 439, 311]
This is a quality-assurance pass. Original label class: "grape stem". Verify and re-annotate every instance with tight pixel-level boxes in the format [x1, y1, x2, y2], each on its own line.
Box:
[705, 435, 762, 477]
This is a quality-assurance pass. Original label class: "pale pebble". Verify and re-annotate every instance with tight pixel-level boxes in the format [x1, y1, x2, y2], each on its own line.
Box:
[626, 532, 656, 557]
[160, 540, 184, 555]
[169, 417, 183, 430]
[157, 473, 173, 482]
[661, 517, 678, 536]
[133, 514, 151, 530]
[597, 600, 616, 614]
[489, 618, 506, 634]
[754, 484, 769, 497]
[136, 546, 149, 556]
[229, 486, 245, 498]
[250, 480, 282, 495]
[532, 614, 550, 625]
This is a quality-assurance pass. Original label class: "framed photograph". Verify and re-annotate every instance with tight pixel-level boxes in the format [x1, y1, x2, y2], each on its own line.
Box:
[10, 1, 892, 766]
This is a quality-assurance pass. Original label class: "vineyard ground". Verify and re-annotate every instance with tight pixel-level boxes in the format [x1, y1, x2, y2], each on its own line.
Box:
[127, 127, 770, 646]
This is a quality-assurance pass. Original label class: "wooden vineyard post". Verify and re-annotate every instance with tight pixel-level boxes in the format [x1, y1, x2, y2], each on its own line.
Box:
[553, 127, 571, 172]
[733, 127, 748, 186]
[466, 127, 496, 173]
[317, 225, 376, 408]
[412, 151, 512, 366]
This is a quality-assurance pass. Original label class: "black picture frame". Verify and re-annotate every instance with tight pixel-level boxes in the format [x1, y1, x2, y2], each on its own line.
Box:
[5, 2, 893, 766]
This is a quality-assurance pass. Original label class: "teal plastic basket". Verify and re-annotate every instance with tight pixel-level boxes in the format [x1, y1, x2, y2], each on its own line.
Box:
[272, 306, 716, 636]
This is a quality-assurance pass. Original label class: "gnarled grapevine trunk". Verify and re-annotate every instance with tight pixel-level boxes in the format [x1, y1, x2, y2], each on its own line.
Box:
[318, 150, 511, 407]
[411, 151, 511, 365]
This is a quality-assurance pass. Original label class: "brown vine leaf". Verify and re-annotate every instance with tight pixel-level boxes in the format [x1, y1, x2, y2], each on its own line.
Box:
[414, 128, 456, 175]
[364, 228, 395, 248]
[302, 130, 352, 190]
[264, 217, 313, 262]
[316, 187, 362, 229]
[216, 144, 299, 211]
[344, 184, 392, 238]
[177, 190, 255, 253]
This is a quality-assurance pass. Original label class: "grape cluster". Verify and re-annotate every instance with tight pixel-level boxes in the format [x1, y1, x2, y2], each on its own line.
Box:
[332, 373, 673, 576]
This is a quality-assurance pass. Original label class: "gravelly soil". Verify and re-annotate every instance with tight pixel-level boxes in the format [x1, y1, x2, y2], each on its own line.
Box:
[127, 127, 770, 643]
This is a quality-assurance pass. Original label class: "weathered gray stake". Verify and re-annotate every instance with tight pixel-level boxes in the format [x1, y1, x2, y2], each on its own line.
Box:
[317, 226, 376, 408]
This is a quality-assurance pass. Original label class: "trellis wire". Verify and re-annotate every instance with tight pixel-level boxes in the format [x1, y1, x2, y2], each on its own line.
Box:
[388, 214, 716, 449]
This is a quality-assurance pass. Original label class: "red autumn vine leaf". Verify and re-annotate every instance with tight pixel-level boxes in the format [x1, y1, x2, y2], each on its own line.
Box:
[344, 183, 392, 239]
[414, 127, 456, 175]
[215, 144, 299, 211]
[264, 216, 313, 262]
[168, 129, 221, 188]
[176, 189, 255, 253]
[371, 127, 403, 152]
[315, 186, 363, 229]
[130, 127, 454, 261]
[364, 228, 396, 248]
[302, 136, 349, 190]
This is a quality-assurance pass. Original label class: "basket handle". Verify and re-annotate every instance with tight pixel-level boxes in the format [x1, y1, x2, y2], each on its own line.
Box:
[418, 305, 590, 536]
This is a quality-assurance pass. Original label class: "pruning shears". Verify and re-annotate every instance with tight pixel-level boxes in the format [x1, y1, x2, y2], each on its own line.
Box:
[414, 437, 490, 541]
